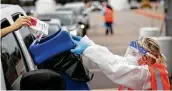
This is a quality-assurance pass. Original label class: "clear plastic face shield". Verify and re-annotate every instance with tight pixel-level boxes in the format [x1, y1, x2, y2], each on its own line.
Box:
[124, 38, 159, 65]
[124, 41, 148, 64]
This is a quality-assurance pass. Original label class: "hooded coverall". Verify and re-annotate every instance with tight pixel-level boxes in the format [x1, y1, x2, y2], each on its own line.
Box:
[80, 36, 170, 90]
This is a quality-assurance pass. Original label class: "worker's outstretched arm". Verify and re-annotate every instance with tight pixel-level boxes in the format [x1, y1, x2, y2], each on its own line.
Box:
[72, 36, 151, 90]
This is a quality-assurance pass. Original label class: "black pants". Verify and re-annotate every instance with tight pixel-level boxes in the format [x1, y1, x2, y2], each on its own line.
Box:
[105, 22, 113, 35]
[82, 24, 89, 37]
[82, 28, 87, 37]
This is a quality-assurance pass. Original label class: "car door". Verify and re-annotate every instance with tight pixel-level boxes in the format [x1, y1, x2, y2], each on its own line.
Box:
[11, 13, 36, 71]
[1, 18, 29, 90]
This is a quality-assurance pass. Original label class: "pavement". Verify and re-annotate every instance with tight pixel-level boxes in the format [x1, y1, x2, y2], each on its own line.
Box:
[83, 8, 162, 90]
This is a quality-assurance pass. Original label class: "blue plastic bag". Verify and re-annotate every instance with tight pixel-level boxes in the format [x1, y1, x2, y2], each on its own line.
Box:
[29, 29, 75, 65]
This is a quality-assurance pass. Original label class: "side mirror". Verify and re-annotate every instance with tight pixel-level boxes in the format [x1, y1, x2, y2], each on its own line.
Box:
[20, 69, 65, 90]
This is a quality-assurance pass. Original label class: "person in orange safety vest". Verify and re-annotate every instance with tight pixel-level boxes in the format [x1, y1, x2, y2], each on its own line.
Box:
[103, 4, 114, 35]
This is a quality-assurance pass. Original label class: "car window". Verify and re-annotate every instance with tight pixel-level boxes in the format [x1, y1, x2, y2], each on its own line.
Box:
[12, 13, 24, 22]
[55, 14, 72, 26]
[12, 13, 36, 49]
[1, 18, 10, 29]
[1, 19, 27, 88]
[38, 12, 76, 26]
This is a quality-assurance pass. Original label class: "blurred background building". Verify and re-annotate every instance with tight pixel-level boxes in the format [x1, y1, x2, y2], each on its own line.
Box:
[2, 0, 160, 5]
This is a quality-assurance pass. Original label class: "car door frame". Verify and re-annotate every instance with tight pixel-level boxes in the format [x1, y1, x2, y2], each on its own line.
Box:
[10, 13, 36, 71]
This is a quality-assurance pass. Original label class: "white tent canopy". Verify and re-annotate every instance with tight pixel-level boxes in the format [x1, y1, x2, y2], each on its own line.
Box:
[35, 0, 56, 14]
[109, 0, 130, 11]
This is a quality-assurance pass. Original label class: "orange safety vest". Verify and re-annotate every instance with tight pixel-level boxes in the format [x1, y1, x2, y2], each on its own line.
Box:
[118, 63, 170, 90]
[104, 8, 114, 22]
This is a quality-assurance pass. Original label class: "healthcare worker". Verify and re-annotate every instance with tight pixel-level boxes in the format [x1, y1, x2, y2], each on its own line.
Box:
[71, 35, 170, 90]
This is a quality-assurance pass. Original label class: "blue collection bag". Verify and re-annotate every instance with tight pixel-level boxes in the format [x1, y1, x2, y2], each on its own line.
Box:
[29, 29, 75, 65]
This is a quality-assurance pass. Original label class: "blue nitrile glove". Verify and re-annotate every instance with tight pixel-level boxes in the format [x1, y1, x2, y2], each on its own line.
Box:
[71, 35, 82, 42]
[71, 35, 90, 55]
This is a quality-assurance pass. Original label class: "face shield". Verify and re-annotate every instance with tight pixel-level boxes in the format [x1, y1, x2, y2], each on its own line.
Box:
[124, 41, 148, 63]
[125, 40, 159, 65]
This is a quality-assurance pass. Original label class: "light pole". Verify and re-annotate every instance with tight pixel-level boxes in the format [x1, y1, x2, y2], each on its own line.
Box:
[165, 0, 172, 37]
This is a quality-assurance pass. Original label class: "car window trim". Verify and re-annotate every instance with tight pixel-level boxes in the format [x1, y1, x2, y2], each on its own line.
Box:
[11, 12, 24, 17]
[11, 12, 24, 21]
[12, 32, 29, 72]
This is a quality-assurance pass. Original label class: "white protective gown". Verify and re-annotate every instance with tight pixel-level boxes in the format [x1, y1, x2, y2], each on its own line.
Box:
[81, 36, 151, 90]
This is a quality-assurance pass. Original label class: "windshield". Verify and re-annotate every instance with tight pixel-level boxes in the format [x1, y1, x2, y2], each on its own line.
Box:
[38, 13, 76, 26]
[48, 24, 60, 35]
[58, 7, 84, 16]
[56, 13, 75, 26]
[71, 8, 82, 16]
[92, 1, 101, 6]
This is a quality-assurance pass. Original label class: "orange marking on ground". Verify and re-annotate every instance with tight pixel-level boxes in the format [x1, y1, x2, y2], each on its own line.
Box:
[135, 9, 164, 20]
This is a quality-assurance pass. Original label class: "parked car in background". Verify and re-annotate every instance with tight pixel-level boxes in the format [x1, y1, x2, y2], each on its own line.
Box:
[56, 3, 62, 10]
[90, 1, 102, 11]
[58, 2, 90, 28]
[35, 0, 57, 15]
[45, 19, 61, 36]
[57, 2, 91, 36]
[37, 11, 81, 36]
[128, 0, 140, 9]
[63, 2, 85, 17]
[22, 6, 35, 15]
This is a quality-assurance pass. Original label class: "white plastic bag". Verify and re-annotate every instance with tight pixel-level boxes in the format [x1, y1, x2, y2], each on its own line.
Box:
[29, 17, 49, 41]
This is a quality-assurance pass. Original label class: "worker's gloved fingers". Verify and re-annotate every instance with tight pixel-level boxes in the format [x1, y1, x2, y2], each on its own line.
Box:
[73, 40, 78, 44]
[71, 46, 82, 54]
[72, 40, 79, 47]
[71, 35, 82, 41]
[71, 40, 89, 55]
[71, 40, 81, 54]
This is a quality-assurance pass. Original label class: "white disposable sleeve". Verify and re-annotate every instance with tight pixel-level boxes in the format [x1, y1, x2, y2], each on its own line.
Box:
[81, 36, 151, 90]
